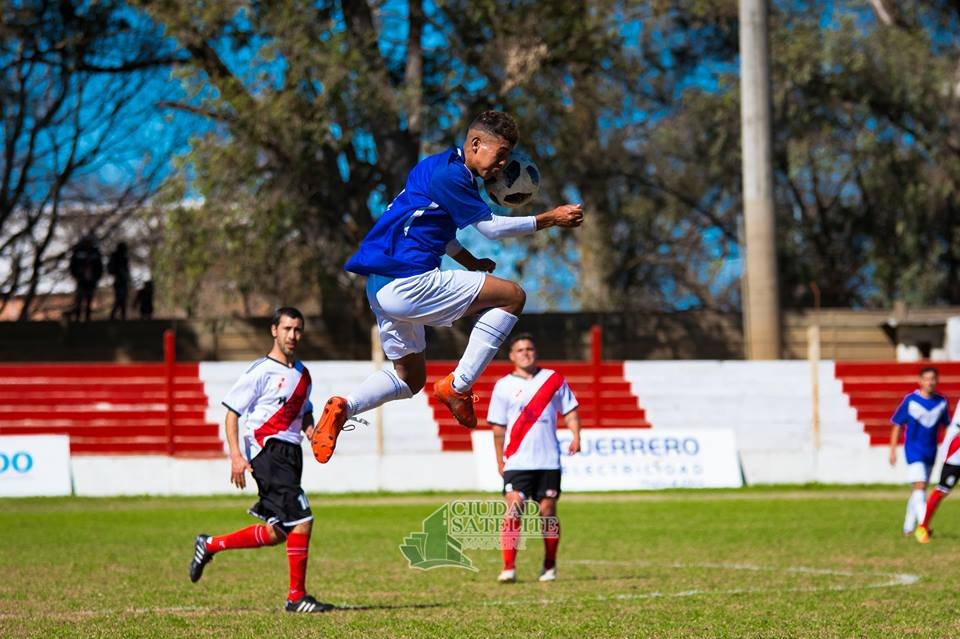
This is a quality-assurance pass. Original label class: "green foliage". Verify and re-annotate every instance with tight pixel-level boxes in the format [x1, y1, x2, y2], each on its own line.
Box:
[138, 1, 960, 317]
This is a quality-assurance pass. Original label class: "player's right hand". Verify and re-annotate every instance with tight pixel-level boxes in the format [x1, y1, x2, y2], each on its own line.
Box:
[230, 453, 253, 489]
[888, 449, 897, 466]
[549, 204, 584, 228]
[497, 459, 505, 477]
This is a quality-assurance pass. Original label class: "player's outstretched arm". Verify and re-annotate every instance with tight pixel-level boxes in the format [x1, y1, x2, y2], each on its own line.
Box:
[470, 203, 583, 243]
[535, 204, 583, 230]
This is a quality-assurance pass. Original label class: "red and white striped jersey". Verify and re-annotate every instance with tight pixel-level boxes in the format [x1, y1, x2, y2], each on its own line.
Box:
[945, 402, 960, 466]
[222, 357, 313, 461]
[487, 368, 578, 471]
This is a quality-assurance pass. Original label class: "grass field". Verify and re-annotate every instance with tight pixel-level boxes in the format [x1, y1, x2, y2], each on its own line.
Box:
[2, 487, 959, 638]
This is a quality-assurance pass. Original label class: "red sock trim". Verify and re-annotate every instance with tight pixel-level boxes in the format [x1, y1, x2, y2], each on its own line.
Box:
[207, 525, 271, 552]
[286, 532, 310, 602]
[922, 489, 948, 528]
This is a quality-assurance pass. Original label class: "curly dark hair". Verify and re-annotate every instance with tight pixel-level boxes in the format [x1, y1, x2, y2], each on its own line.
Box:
[468, 110, 519, 145]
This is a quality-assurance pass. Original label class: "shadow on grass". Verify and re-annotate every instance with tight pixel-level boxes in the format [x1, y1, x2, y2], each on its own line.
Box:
[331, 602, 446, 612]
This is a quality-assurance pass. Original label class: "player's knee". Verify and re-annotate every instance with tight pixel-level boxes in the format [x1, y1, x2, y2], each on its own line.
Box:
[505, 283, 526, 314]
[267, 525, 286, 545]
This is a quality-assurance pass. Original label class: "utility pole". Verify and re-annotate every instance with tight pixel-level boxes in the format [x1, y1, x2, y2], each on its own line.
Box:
[739, 0, 781, 359]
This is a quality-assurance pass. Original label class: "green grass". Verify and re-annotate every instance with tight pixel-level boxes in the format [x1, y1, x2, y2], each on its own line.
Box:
[2, 487, 960, 638]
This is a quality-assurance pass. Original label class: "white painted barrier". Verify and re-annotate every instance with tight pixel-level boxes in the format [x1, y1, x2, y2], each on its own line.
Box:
[48, 359, 936, 496]
[0, 435, 71, 497]
[472, 429, 742, 492]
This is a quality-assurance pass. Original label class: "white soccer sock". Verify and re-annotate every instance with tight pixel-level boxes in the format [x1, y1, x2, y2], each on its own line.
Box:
[345, 369, 413, 416]
[903, 497, 916, 534]
[451, 308, 518, 392]
[903, 489, 926, 533]
[911, 489, 927, 528]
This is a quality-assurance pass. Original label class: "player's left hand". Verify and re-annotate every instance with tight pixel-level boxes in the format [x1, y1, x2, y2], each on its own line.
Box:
[472, 258, 496, 273]
[568, 436, 581, 455]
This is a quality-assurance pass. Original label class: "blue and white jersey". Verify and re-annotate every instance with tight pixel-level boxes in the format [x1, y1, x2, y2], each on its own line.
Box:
[344, 147, 491, 278]
[891, 391, 950, 464]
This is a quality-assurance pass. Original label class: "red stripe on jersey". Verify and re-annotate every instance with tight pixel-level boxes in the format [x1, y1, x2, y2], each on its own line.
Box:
[503, 371, 564, 460]
[948, 436, 960, 460]
[254, 368, 311, 447]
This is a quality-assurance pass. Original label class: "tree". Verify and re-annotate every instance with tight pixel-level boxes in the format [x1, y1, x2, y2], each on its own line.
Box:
[141, 0, 960, 322]
[136, 0, 430, 317]
[0, 0, 181, 320]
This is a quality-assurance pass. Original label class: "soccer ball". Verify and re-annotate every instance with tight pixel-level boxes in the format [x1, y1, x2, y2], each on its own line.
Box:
[484, 151, 540, 208]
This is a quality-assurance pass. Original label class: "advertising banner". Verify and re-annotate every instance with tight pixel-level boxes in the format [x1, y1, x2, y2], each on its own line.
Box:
[473, 428, 742, 492]
[0, 435, 72, 497]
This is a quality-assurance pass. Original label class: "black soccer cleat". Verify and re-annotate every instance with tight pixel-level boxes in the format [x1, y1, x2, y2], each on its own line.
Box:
[285, 594, 335, 613]
[189, 534, 214, 583]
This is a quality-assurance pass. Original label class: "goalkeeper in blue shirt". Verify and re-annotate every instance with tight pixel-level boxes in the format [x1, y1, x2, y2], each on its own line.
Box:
[310, 110, 583, 464]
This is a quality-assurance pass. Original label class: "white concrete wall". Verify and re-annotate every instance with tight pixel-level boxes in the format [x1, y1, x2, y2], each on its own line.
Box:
[624, 360, 908, 484]
[70, 451, 475, 496]
[63, 359, 926, 495]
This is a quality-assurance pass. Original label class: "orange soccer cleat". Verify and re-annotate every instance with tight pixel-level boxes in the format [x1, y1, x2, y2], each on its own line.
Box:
[311, 396, 348, 464]
[433, 373, 478, 429]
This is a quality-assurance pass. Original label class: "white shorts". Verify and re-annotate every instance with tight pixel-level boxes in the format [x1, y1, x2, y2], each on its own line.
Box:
[906, 461, 932, 484]
[367, 269, 486, 360]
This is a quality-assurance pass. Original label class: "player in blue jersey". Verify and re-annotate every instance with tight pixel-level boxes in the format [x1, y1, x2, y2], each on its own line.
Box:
[309, 111, 583, 463]
[889, 366, 951, 536]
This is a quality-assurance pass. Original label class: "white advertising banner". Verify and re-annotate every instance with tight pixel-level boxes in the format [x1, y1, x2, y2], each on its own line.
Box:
[0, 435, 72, 497]
[473, 428, 742, 492]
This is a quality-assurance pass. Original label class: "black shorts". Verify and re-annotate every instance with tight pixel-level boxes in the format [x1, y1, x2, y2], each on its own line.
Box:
[248, 439, 313, 532]
[937, 463, 960, 493]
[502, 469, 562, 501]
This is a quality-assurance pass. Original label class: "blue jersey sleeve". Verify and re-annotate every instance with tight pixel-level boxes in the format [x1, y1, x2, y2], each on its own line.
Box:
[891, 396, 909, 426]
[941, 400, 951, 427]
[428, 165, 491, 229]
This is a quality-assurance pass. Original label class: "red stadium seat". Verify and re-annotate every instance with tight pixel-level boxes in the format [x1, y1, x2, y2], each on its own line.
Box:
[0, 363, 223, 456]
[834, 361, 959, 446]
[424, 361, 651, 452]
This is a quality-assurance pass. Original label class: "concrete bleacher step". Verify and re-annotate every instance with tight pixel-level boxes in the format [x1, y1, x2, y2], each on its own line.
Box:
[1, 423, 218, 437]
[0, 362, 224, 456]
[69, 438, 224, 455]
[0, 392, 209, 405]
